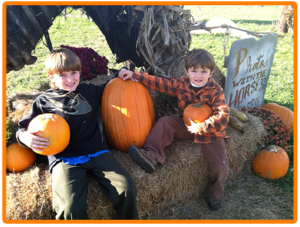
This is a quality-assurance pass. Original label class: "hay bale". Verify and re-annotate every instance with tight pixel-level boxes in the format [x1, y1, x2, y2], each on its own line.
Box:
[6, 113, 266, 220]
[6, 163, 55, 220]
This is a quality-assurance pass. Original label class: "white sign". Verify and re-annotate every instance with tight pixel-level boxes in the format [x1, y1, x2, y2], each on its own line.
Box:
[224, 34, 278, 109]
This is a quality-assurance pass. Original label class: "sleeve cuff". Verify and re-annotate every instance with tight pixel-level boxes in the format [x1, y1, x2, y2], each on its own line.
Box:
[197, 122, 206, 135]
[133, 71, 142, 80]
[16, 129, 29, 148]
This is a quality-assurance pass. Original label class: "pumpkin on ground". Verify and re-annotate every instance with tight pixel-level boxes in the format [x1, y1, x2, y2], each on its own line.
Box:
[252, 145, 289, 180]
[27, 113, 70, 155]
[183, 96, 213, 126]
[101, 78, 155, 152]
[6, 143, 36, 173]
[262, 102, 293, 134]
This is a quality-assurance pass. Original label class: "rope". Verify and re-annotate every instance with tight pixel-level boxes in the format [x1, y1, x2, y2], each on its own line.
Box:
[187, 24, 294, 47]
[223, 25, 230, 58]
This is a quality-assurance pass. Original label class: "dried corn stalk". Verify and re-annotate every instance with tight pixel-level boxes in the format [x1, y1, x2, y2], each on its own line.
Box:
[134, 5, 194, 78]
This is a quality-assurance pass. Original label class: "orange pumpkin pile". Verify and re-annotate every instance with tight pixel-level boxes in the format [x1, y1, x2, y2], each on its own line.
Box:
[252, 145, 289, 180]
[27, 113, 70, 155]
[101, 78, 155, 152]
[6, 143, 36, 173]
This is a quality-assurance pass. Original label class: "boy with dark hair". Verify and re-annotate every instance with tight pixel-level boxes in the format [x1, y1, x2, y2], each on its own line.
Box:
[118, 48, 230, 211]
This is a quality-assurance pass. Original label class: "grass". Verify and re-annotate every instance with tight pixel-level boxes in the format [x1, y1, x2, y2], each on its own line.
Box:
[5, 5, 295, 220]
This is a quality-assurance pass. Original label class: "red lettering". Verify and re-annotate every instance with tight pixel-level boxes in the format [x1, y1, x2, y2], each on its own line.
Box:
[238, 87, 244, 104]
[244, 84, 250, 98]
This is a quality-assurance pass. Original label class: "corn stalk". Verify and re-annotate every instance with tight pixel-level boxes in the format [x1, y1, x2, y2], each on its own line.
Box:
[134, 5, 194, 78]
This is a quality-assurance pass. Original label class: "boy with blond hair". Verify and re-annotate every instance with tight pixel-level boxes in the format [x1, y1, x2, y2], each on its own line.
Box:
[17, 48, 139, 219]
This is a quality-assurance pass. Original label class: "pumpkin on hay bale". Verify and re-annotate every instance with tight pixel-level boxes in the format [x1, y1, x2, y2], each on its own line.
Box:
[101, 77, 155, 152]
[6, 143, 36, 173]
[6, 111, 266, 220]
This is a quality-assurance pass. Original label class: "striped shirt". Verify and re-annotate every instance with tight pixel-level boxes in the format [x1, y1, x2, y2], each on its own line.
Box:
[133, 71, 230, 144]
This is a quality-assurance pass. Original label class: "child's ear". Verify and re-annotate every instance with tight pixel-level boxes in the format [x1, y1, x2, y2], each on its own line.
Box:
[210, 70, 214, 76]
[184, 68, 189, 77]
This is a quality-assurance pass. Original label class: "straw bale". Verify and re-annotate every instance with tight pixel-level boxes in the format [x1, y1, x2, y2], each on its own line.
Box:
[150, 164, 293, 220]
[6, 163, 55, 220]
[6, 112, 266, 220]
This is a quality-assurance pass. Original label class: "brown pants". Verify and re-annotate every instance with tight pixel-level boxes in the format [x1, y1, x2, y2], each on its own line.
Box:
[144, 116, 229, 201]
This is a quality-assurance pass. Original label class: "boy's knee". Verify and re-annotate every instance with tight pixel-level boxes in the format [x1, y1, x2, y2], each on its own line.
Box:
[216, 158, 229, 179]
[157, 116, 173, 125]
[113, 177, 137, 203]
[127, 179, 137, 197]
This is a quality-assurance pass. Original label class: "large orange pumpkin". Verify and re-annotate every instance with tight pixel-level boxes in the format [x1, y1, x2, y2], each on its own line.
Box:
[6, 143, 36, 173]
[101, 78, 155, 152]
[252, 145, 289, 180]
[262, 102, 293, 134]
[27, 113, 70, 155]
[183, 98, 213, 126]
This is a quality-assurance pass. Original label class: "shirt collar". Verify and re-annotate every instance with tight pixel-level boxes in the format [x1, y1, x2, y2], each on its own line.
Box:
[187, 77, 216, 91]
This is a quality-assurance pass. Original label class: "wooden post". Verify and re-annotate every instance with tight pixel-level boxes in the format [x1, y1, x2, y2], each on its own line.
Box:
[278, 5, 289, 33]
[63, 8, 67, 21]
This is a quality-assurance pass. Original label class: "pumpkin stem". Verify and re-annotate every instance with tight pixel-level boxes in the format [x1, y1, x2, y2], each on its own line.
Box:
[192, 95, 203, 108]
[268, 145, 278, 153]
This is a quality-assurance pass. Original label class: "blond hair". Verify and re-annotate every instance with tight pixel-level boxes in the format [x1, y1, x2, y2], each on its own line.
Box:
[45, 48, 82, 89]
[185, 49, 216, 73]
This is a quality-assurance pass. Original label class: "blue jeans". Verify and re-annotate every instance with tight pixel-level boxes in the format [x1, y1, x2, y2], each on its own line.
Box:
[51, 152, 138, 219]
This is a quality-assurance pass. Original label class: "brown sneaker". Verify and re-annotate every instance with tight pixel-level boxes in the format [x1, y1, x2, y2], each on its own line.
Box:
[128, 145, 157, 173]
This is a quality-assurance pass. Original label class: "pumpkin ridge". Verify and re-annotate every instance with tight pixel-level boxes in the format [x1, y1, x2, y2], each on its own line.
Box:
[134, 84, 142, 147]
[115, 80, 125, 151]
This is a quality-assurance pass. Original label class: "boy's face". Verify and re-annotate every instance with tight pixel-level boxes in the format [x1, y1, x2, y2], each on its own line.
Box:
[48, 71, 80, 91]
[185, 66, 213, 87]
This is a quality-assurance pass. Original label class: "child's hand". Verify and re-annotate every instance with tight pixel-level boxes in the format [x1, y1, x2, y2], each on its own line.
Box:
[185, 118, 201, 135]
[19, 130, 49, 152]
[119, 69, 135, 81]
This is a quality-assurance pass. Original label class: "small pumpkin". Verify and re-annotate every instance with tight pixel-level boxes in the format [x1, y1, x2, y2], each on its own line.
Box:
[252, 145, 289, 180]
[183, 96, 213, 126]
[262, 102, 293, 133]
[101, 78, 155, 152]
[27, 113, 70, 155]
[6, 143, 36, 173]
